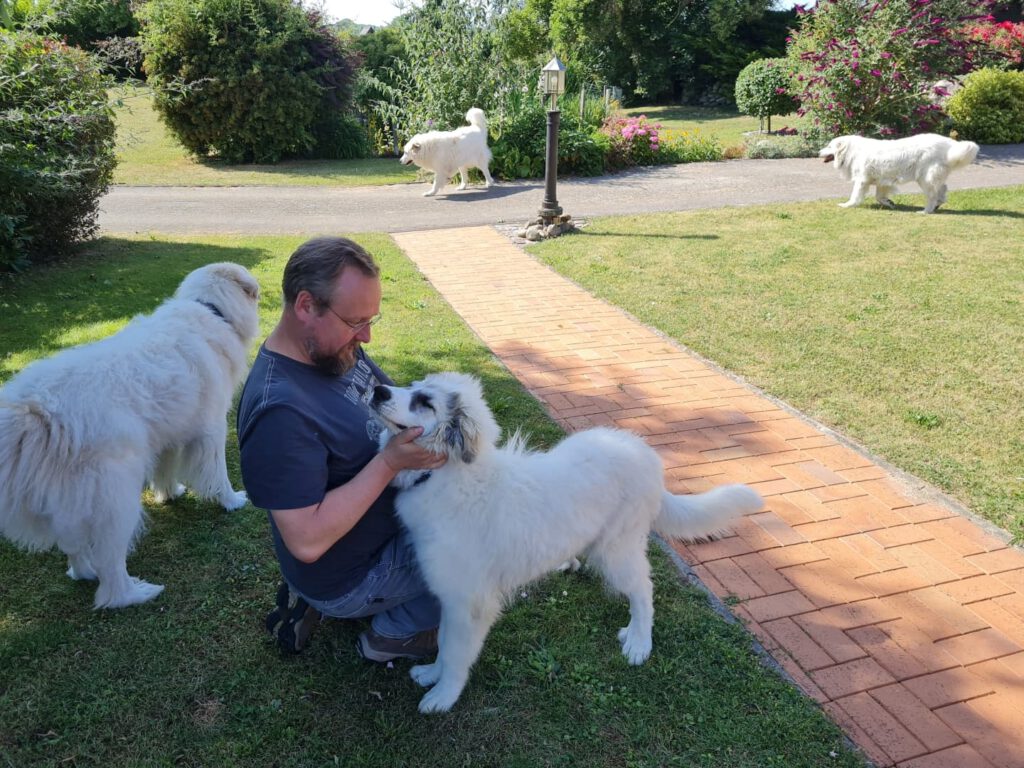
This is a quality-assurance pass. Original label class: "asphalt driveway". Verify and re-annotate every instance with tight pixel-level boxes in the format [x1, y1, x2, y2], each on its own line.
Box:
[98, 144, 1024, 235]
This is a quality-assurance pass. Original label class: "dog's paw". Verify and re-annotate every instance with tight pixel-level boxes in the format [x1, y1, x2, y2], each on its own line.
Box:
[878, 199, 895, 209]
[838, 201, 857, 208]
[221, 490, 248, 511]
[151, 483, 186, 503]
[66, 563, 97, 581]
[95, 578, 164, 609]
[418, 683, 461, 714]
[423, 190, 437, 197]
[410, 663, 442, 688]
[617, 627, 652, 665]
[556, 557, 582, 573]
[457, 183, 467, 190]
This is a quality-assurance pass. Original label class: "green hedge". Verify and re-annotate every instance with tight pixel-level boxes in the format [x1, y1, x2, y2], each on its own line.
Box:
[0, 31, 117, 271]
[140, 0, 361, 163]
[947, 68, 1024, 144]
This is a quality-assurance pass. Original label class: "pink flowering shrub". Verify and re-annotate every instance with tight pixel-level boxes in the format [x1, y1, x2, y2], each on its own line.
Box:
[597, 115, 722, 169]
[786, 0, 995, 137]
[600, 115, 663, 168]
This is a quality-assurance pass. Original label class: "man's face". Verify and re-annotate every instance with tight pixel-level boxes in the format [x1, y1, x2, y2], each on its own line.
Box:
[304, 268, 382, 377]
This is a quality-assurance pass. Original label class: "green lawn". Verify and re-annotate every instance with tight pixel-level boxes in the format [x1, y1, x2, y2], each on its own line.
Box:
[112, 85, 420, 187]
[0, 235, 865, 768]
[529, 185, 1024, 541]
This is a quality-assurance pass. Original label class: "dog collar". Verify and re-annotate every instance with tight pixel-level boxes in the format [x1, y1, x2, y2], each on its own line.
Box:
[197, 300, 227, 321]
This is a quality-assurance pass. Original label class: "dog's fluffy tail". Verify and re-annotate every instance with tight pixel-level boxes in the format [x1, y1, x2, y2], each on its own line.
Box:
[0, 401, 73, 549]
[947, 140, 980, 170]
[654, 484, 762, 541]
[466, 107, 487, 131]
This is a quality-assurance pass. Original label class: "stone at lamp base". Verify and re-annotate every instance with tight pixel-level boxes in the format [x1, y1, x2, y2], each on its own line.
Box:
[516, 213, 575, 241]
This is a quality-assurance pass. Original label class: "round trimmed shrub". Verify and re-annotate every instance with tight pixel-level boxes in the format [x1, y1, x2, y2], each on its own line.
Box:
[140, 0, 360, 163]
[0, 31, 117, 271]
[947, 68, 1024, 144]
[735, 58, 798, 132]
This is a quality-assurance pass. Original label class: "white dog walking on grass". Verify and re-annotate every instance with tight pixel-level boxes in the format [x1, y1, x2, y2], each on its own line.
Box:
[400, 107, 495, 196]
[819, 133, 979, 213]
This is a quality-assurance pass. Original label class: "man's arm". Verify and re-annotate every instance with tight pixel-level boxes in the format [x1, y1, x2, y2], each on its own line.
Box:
[271, 427, 445, 563]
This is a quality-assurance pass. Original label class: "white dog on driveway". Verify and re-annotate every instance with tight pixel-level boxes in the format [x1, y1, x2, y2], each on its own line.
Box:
[370, 372, 763, 713]
[400, 108, 495, 196]
[819, 133, 979, 213]
[0, 263, 260, 609]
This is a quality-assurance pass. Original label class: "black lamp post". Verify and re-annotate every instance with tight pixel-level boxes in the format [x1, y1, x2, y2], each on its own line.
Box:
[538, 56, 566, 223]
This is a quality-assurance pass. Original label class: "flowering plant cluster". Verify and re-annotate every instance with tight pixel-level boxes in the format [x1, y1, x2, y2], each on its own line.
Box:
[962, 20, 1024, 69]
[599, 115, 663, 168]
[786, 0, 994, 137]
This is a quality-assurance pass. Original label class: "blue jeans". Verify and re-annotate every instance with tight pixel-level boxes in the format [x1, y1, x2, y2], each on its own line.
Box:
[301, 528, 440, 640]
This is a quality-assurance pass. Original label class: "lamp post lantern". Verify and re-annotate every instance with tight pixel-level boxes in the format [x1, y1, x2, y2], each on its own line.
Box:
[538, 56, 566, 222]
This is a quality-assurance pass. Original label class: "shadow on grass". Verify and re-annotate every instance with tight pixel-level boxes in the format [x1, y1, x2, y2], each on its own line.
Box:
[576, 230, 720, 241]
[937, 207, 1024, 219]
[0, 237, 274, 363]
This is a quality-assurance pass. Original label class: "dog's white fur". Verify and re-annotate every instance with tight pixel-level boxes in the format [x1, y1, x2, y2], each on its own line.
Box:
[0, 263, 261, 609]
[399, 108, 495, 197]
[371, 372, 763, 713]
[818, 133, 979, 213]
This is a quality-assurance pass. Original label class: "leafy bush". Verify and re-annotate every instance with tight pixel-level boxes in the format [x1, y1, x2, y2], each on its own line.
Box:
[947, 67, 1024, 143]
[308, 113, 370, 160]
[734, 57, 798, 132]
[140, 0, 359, 163]
[787, 0, 991, 137]
[658, 129, 724, 163]
[557, 128, 605, 176]
[378, 0, 502, 140]
[744, 133, 822, 159]
[0, 31, 116, 271]
[44, 0, 138, 47]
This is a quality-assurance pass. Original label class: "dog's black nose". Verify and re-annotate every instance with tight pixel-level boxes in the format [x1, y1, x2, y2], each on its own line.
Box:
[372, 385, 391, 404]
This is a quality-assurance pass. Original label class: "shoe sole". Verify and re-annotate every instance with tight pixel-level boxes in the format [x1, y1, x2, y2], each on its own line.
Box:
[355, 635, 429, 663]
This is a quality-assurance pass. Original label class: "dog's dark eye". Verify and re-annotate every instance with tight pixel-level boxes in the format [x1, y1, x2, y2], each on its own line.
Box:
[411, 391, 434, 411]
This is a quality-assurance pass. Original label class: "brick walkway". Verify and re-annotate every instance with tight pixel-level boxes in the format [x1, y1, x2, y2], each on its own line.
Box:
[393, 226, 1024, 768]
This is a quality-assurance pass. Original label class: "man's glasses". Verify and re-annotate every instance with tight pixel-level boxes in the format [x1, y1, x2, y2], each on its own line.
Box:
[323, 304, 382, 333]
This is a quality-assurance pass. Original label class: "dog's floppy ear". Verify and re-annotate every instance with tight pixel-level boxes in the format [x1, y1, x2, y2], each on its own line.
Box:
[412, 142, 421, 151]
[442, 392, 479, 464]
[833, 138, 849, 169]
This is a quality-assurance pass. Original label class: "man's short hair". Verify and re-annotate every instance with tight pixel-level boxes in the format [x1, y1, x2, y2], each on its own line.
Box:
[282, 237, 380, 306]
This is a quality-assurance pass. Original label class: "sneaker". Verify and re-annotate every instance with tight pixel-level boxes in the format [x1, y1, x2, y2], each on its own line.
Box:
[356, 628, 438, 663]
[265, 581, 320, 654]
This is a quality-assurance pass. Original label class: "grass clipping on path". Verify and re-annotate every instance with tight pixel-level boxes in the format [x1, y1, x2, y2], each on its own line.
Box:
[531, 186, 1024, 540]
[0, 235, 864, 768]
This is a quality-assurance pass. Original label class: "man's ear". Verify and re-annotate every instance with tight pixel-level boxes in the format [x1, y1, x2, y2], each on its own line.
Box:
[294, 290, 321, 321]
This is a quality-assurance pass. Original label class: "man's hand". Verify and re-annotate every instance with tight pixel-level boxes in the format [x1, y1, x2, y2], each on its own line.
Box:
[381, 427, 447, 473]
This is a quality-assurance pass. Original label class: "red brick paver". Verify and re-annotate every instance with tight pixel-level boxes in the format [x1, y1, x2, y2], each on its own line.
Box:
[393, 226, 1024, 768]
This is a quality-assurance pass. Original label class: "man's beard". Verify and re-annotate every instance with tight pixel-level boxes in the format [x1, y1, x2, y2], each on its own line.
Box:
[305, 337, 359, 377]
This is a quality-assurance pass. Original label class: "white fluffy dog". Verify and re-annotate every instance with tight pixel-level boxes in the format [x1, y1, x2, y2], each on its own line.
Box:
[0, 263, 261, 609]
[819, 133, 979, 213]
[399, 107, 495, 197]
[371, 372, 763, 713]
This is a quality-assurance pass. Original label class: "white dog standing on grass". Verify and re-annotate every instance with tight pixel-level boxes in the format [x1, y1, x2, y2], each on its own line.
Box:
[819, 133, 979, 213]
[370, 372, 763, 713]
[400, 107, 495, 196]
[0, 263, 261, 609]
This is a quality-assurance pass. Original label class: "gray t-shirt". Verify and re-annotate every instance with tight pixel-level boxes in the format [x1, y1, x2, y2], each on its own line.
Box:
[237, 344, 399, 600]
